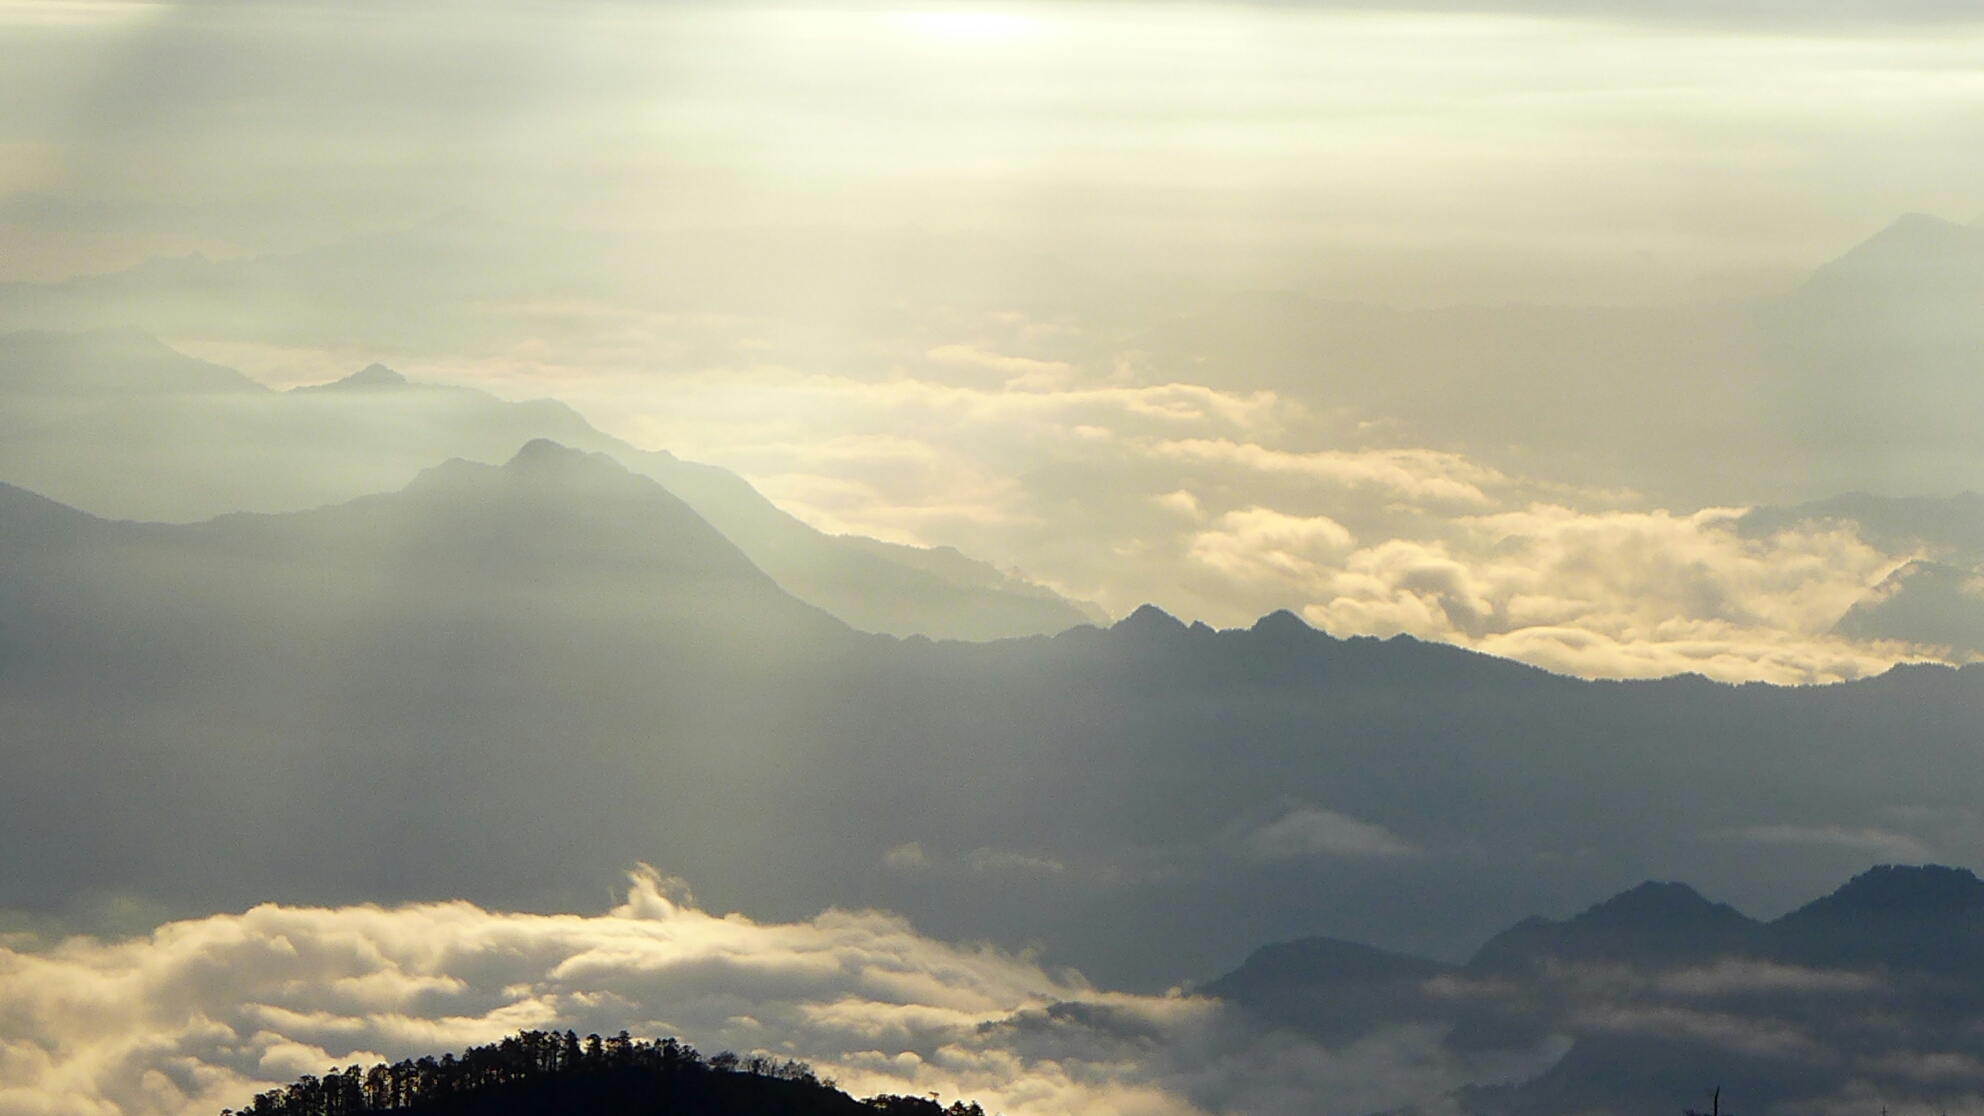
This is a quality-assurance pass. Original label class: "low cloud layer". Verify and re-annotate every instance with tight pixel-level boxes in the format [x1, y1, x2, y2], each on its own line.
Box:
[5, 304, 1941, 684]
[15, 869, 1978, 1116]
[496, 329, 1925, 684]
[0, 871, 1553, 1116]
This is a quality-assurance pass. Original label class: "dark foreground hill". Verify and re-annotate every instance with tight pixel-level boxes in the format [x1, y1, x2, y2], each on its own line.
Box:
[11, 448, 1984, 986]
[224, 1030, 983, 1116]
[1210, 865, 1984, 1116]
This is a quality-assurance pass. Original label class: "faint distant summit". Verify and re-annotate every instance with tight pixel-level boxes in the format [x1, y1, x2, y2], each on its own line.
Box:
[508, 437, 592, 467]
[295, 362, 409, 392]
[1801, 210, 1984, 294]
[1569, 879, 1748, 933]
[501, 438, 634, 480]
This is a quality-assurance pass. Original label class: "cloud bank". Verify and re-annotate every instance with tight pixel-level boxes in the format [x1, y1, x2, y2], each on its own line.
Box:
[0, 871, 1555, 1116]
[554, 331, 1924, 683]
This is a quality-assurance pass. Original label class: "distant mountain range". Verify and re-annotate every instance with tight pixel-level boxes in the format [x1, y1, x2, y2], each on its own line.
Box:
[4, 209, 1984, 508]
[0, 328, 1103, 641]
[1207, 864, 1984, 1116]
[9, 445, 1984, 989]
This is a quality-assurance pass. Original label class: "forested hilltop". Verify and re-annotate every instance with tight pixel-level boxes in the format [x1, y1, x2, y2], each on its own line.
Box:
[223, 1030, 986, 1116]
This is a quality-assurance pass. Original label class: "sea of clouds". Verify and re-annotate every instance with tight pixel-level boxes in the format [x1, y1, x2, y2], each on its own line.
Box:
[0, 869, 1561, 1116]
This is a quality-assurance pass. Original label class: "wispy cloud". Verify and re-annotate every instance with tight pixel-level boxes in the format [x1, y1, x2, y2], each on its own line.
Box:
[1726, 824, 1933, 860]
[1236, 807, 1414, 861]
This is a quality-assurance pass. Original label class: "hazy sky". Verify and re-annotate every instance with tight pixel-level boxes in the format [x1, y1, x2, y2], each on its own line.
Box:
[11, 8, 1984, 1114]
[4, 0, 1984, 683]
[4, 0, 1983, 297]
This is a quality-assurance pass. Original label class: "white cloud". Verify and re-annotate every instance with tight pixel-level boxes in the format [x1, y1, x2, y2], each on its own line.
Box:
[1189, 508, 1356, 584]
[1239, 808, 1413, 860]
[1653, 960, 1880, 997]
[963, 849, 1069, 878]
[882, 842, 931, 872]
[925, 346, 1076, 392]
[1726, 824, 1933, 860]
[0, 871, 1548, 1116]
[587, 362, 1947, 682]
[1154, 490, 1202, 520]
[1152, 441, 1506, 509]
[184, 308, 1953, 685]
[565, 335, 1938, 685]
[1276, 506, 1919, 683]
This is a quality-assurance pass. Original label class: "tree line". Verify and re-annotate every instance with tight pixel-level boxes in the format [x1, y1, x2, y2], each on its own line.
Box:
[220, 1029, 987, 1116]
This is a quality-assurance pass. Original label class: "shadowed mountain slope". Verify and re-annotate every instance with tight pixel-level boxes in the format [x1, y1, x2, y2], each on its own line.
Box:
[14, 463, 1984, 988]
[1200, 938, 1457, 1045]
[0, 328, 1100, 640]
[1829, 559, 1984, 654]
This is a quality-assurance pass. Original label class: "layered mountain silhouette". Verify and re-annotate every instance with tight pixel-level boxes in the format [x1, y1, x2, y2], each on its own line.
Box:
[12, 453, 1984, 989]
[1211, 865, 1984, 1116]
[7, 210, 1984, 507]
[0, 327, 1102, 640]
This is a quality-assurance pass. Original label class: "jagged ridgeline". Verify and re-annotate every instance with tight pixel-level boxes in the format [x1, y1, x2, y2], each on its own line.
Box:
[222, 1030, 988, 1116]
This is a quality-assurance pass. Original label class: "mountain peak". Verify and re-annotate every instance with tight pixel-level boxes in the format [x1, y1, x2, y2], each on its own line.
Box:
[508, 437, 588, 466]
[346, 362, 407, 387]
[1888, 210, 1963, 235]
[1803, 211, 1984, 292]
[296, 362, 409, 392]
[1467, 880, 1755, 973]
[1114, 604, 1187, 636]
[1570, 880, 1747, 932]
[501, 439, 632, 479]
[1848, 212, 1974, 258]
[1762, 865, 1984, 972]
[1784, 863, 1984, 924]
[1251, 609, 1313, 637]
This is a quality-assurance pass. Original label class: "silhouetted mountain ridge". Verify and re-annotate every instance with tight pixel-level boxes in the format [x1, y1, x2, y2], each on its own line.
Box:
[1212, 865, 1984, 1116]
[1200, 938, 1456, 1044]
[14, 466, 1984, 990]
[0, 329, 1102, 639]
[320, 440, 786, 586]
[1468, 880, 1757, 974]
